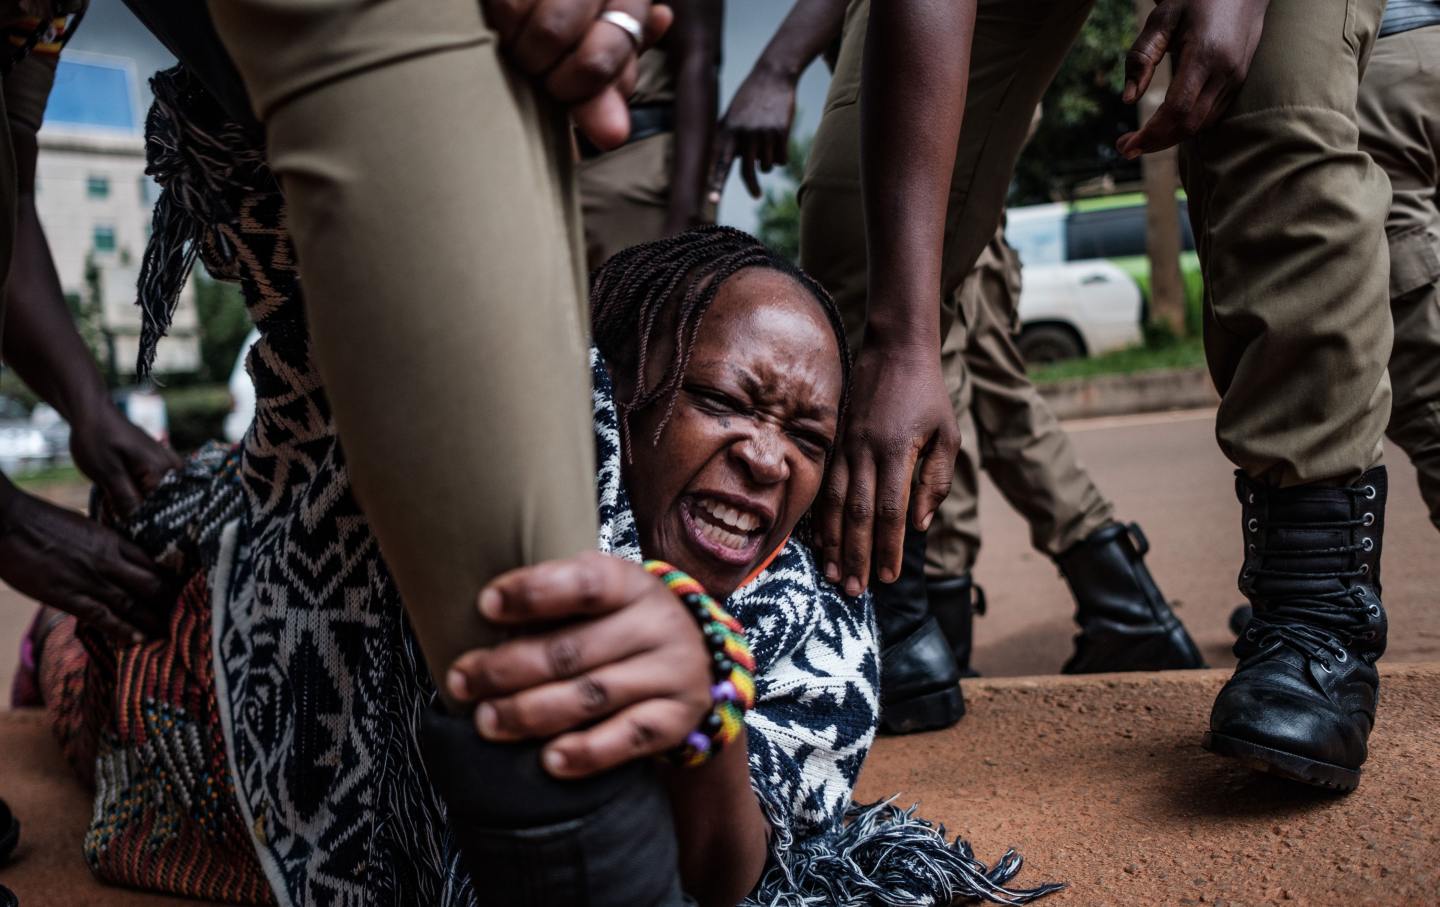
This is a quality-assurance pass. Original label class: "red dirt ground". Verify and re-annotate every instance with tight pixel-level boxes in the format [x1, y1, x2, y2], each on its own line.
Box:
[856, 666, 1440, 906]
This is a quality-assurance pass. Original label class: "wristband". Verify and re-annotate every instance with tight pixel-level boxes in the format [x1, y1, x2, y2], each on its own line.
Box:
[643, 560, 755, 768]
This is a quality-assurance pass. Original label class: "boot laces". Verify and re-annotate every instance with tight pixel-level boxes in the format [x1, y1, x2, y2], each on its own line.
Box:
[1242, 601, 1367, 670]
[1242, 489, 1377, 668]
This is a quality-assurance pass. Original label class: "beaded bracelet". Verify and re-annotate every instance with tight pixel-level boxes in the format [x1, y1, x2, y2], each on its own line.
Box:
[643, 560, 756, 768]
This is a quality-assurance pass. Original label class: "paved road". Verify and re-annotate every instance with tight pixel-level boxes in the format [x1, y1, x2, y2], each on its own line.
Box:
[2, 406, 1437, 700]
[968, 407, 1440, 677]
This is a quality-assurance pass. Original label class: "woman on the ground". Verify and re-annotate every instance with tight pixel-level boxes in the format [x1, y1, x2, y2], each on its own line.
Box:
[22, 69, 1056, 905]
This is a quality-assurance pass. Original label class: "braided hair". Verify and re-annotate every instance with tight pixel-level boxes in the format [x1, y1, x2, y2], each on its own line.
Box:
[590, 225, 852, 459]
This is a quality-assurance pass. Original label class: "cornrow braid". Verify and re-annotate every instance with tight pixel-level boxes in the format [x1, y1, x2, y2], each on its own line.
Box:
[590, 225, 852, 462]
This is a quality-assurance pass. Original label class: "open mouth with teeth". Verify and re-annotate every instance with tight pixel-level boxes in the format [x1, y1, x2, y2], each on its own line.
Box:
[679, 494, 771, 567]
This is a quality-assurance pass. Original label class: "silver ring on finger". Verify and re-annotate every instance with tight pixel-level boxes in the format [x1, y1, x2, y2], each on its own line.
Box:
[598, 9, 643, 48]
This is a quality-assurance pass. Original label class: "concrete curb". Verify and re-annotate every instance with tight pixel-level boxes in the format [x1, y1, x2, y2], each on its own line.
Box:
[1037, 365, 1219, 421]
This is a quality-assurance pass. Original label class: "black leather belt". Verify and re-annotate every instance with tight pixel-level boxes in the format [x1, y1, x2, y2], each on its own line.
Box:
[576, 102, 675, 159]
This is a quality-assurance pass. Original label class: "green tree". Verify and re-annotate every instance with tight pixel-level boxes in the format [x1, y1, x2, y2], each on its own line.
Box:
[1011, 0, 1139, 204]
[754, 136, 810, 264]
[71, 253, 117, 383]
[753, 0, 1140, 246]
[193, 272, 251, 382]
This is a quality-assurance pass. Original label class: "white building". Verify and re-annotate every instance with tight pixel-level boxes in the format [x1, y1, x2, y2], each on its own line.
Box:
[34, 49, 199, 376]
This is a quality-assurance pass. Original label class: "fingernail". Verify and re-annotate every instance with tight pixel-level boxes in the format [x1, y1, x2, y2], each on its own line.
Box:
[707, 190, 722, 204]
[542, 748, 568, 776]
[844, 577, 862, 597]
[920, 511, 934, 531]
[447, 669, 469, 700]
[478, 587, 501, 619]
[824, 562, 840, 583]
[131, 631, 145, 645]
[476, 703, 498, 738]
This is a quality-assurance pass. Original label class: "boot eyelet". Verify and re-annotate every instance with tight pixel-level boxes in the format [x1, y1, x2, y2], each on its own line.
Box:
[1363, 485, 1376, 500]
[1318, 659, 1332, 673]
[1367, 604, 1381, 618]
[1359, 563, 1370, 575]
[1247, 543, 1256, 554]
[1361, 537, 1374, 552]
[1244, 628, 1257, 642]
[1247, 493, 1255, 504]
[1335, 650, 1347, 663]
[1246, 518, 1258, 533]
[1362, 512, 1375, 526]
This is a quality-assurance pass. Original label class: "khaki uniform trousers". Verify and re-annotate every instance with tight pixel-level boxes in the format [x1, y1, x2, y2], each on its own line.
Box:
[205, 0, 598, 687]
[578, 132, 675, 272]
[1357, 23, 1440, 530]
[1180, 0, 1392, 487]
[799, 0, 1110, 578]
[928, 227, 1114, 577]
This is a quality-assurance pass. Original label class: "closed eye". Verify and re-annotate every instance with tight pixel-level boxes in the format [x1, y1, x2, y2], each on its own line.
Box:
[790, 428, 833, 458]
[684, 383, 747, 415]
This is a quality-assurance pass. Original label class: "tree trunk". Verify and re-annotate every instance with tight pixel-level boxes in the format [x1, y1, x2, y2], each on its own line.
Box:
[1134, 0, 1187, 338]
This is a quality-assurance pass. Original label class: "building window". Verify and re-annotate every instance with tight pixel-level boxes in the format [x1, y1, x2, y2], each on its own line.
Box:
[93, 225, 116, 253]
[86, 175, 110, 199]
[138, 175, 154, 206]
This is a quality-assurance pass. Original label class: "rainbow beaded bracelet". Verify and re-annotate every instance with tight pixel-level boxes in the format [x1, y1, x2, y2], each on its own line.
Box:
[643, 560, 756, 768]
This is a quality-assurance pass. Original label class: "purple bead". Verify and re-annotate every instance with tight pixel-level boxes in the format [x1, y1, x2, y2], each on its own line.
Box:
[686, 731, 712, 753]
[711, 680, 738, 703]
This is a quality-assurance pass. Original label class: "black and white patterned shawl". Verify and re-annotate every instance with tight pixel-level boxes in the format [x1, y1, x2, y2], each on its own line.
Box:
[591, 349, 881, 841]
[591, 353, 1061, 905]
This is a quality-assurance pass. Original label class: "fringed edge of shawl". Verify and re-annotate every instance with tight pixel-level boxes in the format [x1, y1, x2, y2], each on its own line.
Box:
[135, 65, 270, 377]
[744, 792, 1065, 906]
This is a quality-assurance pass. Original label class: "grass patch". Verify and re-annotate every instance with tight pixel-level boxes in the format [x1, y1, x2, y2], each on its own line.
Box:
[13, 463, 84, 491]
[1028, 335, 1205, 385]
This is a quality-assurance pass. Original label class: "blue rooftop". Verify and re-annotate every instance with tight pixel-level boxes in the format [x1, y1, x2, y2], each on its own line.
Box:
[45, 55, 138, 133]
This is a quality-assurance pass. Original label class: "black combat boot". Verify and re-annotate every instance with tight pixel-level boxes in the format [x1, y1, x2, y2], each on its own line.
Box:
[0, 797, 17, 905]
[418, 711, 686, 906]
[0, 798, 17, 865]
[929, 572, 985, 677]
[1203, 467, 1388, 792]
[1057, 521, 1206, 673]
[1229, 604, 1254, 636]
[873, 525, 966, 734]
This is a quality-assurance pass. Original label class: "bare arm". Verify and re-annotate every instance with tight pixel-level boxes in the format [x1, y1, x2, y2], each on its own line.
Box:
[664, 0, 724, 233]
[859, 0, 974, 350]
[711, 0, 846, 199]
[1, 129, 107, 425]
[664, 737, 769, 907]
[0, 123, 174, 642]
[815, 1, 976, 594]
[1, 128, 178, 513]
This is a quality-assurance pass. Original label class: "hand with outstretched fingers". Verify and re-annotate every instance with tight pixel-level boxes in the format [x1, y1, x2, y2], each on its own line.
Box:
[446, 550, 713, 779]
[482, 0, 675, 151]
[816, 342, 958, 597]
[0, 487, 170, 643]
[1117, 0, 1271, 159]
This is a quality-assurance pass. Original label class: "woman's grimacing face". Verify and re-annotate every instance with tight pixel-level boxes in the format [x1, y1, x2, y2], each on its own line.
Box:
[616, 268, 844, 600]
